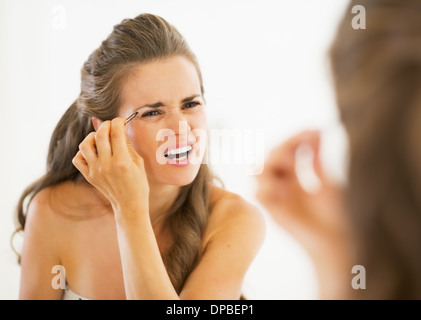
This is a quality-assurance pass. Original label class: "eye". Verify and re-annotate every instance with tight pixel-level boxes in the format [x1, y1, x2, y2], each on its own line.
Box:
[183, 101, 200, 109]
[141, 110, 161, 117]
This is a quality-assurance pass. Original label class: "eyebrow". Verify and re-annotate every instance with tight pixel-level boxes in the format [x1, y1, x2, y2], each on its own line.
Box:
[134, 94, 202, 111]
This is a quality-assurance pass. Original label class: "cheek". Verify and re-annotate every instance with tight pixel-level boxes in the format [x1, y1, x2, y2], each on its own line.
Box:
[126, 112, 207, 158]
[189, 112, 208, 159]
[190, 110, 207, 130]
[126, 124, 157, 159]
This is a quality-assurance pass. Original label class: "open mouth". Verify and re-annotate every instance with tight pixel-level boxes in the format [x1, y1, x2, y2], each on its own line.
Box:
[164, 145, 193, 161]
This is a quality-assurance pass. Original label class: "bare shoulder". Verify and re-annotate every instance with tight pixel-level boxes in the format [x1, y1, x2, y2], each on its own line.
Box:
[20, 181, 88, 299]
[26, 184, 64, 230]
[205, 185, 266, 248]
[25, 180, 107, 239]
[29, 180, 109, 220]
[209, 184, 265, 224]
[24, 182, 73, 244]
[179, 185, 266, 299]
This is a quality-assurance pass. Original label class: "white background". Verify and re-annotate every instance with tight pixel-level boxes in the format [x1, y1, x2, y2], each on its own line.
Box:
[0, 0, 350, 299]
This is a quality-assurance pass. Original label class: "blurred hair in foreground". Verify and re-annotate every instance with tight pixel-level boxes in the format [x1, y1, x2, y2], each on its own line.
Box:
[330, 0, 421, 299]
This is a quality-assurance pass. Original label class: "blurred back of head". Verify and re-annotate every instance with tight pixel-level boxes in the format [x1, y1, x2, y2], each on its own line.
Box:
[330, 0, 421, 299]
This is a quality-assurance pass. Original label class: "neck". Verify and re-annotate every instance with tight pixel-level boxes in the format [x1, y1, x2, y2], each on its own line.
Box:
[147, 179, 180, 229]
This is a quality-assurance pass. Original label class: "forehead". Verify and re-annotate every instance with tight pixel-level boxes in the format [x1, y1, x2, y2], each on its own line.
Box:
[120, 56, 201, 106]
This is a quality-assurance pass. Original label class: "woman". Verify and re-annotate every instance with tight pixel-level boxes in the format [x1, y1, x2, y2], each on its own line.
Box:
[16, 13, 265, 300]
[257, 0, 421, 299]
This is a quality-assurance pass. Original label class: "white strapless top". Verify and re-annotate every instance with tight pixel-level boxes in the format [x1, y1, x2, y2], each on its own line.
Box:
[62, 285, 90, 300]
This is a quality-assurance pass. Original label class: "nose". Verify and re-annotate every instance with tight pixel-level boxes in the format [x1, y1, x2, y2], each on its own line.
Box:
[166, 112, 191, 137]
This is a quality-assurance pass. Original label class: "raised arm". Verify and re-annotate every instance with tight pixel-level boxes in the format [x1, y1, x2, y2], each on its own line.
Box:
[256, 130, 353, 299]
[72, 117, 265, 299]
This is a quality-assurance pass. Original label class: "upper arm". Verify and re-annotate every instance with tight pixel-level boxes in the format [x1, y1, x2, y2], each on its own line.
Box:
[179, 196, 266, 299]
[19, 190, 64, 299]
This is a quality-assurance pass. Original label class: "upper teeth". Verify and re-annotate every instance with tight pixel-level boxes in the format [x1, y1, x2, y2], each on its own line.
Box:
[165, 145, 192, 156]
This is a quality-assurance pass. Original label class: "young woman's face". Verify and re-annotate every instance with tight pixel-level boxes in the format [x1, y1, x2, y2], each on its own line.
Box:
[119, 56, 207, 186]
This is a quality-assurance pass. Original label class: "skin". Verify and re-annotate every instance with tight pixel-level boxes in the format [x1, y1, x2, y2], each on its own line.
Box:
[255, 131, 353, 299]
[19, 56, 265, 300]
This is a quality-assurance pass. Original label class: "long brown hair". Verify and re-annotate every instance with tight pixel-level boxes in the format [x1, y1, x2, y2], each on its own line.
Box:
[330, 0, 421, 299]
[14, 13, 212, 294]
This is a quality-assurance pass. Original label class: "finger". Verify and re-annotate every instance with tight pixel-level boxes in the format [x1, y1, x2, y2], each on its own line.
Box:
[264, 134, 310, 175]
[109, 117, 128, 157]
[262, 149, 297, 187]
[283, 130, 320, 151]
[79, 132, 98, 165]
[292, 132, 330, 187]
[265, 131, 322, 184]
[308, 135, 331, 186]
[72, 150, 89, 177]
[269, 130, 320, 163]
[265, 145, 295, 172]
[95, 120, 112, 158]
[257, 174, 310, 223]
[257, 166, 301, 200]
[127, 139, 143, 165]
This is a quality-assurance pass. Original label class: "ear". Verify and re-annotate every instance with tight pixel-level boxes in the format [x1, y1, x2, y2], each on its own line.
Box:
[92, 117, 102, 131]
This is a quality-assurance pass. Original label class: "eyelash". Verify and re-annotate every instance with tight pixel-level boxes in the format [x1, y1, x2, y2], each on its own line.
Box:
[142, 110, 161, 117]
[140, 101, 201, 118]
[183, 101, 200, 109]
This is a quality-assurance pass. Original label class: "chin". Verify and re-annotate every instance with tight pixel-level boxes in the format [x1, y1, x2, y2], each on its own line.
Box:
[150, 163, 202, 187]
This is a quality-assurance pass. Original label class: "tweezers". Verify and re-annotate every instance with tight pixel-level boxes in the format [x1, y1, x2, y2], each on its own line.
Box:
[125, 111, 138, 125]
